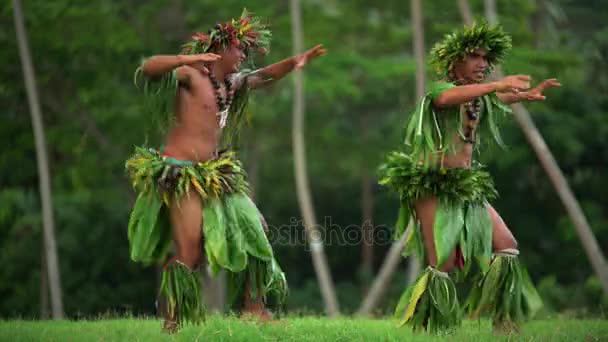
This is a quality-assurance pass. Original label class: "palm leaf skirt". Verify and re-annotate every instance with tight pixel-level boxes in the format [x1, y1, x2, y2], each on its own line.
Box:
[126, 147, 288, 318]
[394, 266, 461, 333]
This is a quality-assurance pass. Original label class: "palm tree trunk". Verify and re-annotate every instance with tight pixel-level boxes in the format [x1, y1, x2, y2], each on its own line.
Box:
[289, 0, 340, 316]
[12, 0, 64, 319]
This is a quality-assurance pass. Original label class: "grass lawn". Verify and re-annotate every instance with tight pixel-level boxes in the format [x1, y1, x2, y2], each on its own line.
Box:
[1, 316, 607, 341]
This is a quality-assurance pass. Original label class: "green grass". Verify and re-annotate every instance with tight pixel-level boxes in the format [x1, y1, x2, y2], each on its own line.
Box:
[0, 316, 607, 341]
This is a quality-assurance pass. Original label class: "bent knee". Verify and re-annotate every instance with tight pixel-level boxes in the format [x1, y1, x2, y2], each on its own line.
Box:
[489, 207, 518, 251]
[493, 230, 518, 251]
[428, 249, 459, 273]
[176, 242, 203, 268]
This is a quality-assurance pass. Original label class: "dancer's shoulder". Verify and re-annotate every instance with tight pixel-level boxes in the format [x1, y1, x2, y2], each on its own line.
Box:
[426, 80, 456, 100]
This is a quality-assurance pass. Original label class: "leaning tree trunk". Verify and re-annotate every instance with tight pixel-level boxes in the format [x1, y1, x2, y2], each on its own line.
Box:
[480, 0, 608, 296]
[356, 0, 426, 316]
[12, 0, 64, 319]
[289, 0, 340, 316]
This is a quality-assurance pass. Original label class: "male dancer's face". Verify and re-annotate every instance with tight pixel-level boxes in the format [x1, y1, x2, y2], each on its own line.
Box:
[218, 44, 246, 74]
[453, 48, 489, 83]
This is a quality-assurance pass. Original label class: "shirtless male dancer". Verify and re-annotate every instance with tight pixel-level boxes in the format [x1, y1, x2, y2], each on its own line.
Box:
[126, 10, 326, 332]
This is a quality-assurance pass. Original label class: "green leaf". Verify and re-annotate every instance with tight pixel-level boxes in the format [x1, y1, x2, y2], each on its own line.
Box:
[465, 203, 493, 273]
[433, 200, 464, 266]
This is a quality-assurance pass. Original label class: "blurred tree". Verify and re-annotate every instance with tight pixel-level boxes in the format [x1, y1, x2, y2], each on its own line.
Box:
[11, 0, 64, 319]
[289, 0, 340, 317]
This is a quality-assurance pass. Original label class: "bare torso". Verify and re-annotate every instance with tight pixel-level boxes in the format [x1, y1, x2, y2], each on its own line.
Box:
[163, 71, 225, 162]
[433, 104, 478, 169]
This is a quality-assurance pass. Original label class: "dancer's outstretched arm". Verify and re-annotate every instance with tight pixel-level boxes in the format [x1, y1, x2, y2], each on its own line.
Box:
[496, 78, 561, 104]
[141, 53, 221, 79]
[246, 44, 327, 89]
[433, 75, 532, 108]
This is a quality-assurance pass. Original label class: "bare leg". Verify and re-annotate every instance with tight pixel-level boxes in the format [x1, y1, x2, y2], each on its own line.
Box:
[162, 189, 204, 332]
[487, 205, 518, 252]
[241, 280, 273, 321]
[241, 215, 273, 321]
[415, 197, 458, 272]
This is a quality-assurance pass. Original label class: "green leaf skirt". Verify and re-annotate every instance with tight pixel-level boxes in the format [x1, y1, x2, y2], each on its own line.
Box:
[380, 151, 541, 332]
[379, 151, 497, 270]
[125, 147, 288, 323]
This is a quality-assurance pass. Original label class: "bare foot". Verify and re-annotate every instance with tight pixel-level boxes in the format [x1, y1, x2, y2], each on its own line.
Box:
[241, 302, 274, 322]
[493, 320, 520, 335]
[158, 297, 179, 334]
[161, 319, 179, 334]
[240, 309, 274, 322]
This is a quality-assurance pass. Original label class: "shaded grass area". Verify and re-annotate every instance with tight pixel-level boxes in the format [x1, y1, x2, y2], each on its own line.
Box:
[0, 316, 607, 341]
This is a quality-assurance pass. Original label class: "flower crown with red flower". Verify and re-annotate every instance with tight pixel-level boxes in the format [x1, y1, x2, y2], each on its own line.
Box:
[180, 8, 271, 60]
